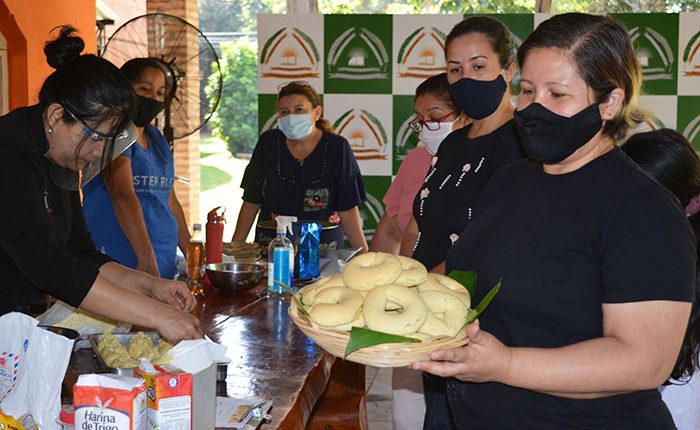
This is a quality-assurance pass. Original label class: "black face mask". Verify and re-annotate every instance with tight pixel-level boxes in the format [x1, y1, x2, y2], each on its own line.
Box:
[449, 75, 507, 120]
[134, 95, 164, 127]
[514, 102, 603, 164]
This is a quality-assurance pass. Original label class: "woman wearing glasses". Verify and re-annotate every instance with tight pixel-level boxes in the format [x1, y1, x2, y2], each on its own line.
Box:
[232, 81, 368, 253]
[0, 27, 201, 342]
[83, 58, 190, 279]
[368, 73, 468, 429]
[370, 73, 468, 255]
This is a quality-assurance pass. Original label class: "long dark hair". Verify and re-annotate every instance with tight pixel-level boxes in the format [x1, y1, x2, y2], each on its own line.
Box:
[622, 128, 700, 380]
[445, 16, 514, 69]
[277, 81, 333, 133]
[518, 13, 645, 142]
[39, 26, 135, 167]
[120, 57, 170, 161]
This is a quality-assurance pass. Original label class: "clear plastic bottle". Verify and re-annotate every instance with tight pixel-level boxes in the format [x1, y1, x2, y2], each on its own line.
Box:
[186, 223, 206, 298]
[267, 216, 297, 296]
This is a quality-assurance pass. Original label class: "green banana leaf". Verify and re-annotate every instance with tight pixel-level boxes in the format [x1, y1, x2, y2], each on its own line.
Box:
[276, 281, 309, 316]
[447, 270, 478, 297]
[344, 327, 420, 357]
[464, 280, 501, 327]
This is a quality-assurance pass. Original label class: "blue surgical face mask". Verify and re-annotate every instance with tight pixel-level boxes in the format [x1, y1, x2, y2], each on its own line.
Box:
[278, 113, 313, 140]
[449, 74, 507, 120]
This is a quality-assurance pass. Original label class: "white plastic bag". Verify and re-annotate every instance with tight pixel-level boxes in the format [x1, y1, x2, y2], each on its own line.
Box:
[0, 312, 35, 405]
[0, 312, 74, 430]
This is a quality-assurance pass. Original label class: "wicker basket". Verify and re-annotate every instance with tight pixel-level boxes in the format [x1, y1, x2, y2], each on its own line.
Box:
[288, 295, 469, 367]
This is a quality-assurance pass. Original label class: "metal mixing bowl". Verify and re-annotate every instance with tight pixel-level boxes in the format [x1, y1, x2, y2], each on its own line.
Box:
[206, 262, 266, 292]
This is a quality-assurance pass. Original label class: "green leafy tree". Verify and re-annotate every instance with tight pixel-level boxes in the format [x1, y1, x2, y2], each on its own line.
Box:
[586, 0, 698, 12]
[199, 0, 285, 33]
[318, 0, 397, 13]
[206, 41, 259, 155]
[316, 0, 697, 14]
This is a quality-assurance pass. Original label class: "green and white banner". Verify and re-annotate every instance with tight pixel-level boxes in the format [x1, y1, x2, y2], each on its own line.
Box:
[258, 12, 700, 238]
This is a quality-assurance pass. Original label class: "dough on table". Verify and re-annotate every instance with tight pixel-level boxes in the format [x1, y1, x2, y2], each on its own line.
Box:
[97, 331, 174, 368]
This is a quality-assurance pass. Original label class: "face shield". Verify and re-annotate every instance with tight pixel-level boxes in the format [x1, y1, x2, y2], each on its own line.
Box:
[81, 122, 138, 185]
[50, 122, 138, 191]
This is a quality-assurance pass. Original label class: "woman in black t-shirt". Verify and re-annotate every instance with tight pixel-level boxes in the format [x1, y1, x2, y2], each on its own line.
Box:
[412, 14, 696, 429]
[399, 16, 525, 273]
[399, 16, 526, 430]
[0, 27, 201, 342]
[232, 82, 368, 252]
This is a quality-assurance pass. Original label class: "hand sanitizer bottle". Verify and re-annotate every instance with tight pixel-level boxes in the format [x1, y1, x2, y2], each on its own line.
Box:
[267, 215, 297, 296]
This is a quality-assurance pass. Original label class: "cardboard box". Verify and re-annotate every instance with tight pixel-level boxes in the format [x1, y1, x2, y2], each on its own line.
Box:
[134, 365, 192, 430]
[73, 374, 147, 430]
[134, 363, 215, 430]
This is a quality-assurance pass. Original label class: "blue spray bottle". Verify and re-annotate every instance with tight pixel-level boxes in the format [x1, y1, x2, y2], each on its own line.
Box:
[267, 215, 297, 296]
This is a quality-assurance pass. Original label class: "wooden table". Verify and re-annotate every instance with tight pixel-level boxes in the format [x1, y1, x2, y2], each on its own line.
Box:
[63, 281, 368, 429]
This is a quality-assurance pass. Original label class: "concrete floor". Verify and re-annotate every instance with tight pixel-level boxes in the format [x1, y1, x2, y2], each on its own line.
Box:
[366, 366, 393, 430]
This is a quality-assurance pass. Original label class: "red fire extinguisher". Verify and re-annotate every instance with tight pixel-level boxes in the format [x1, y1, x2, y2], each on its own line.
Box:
[205, 206, 226, 264]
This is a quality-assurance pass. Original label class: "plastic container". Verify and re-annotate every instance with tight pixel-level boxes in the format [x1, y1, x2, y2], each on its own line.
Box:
[267, 216, 296, 296]
[205, 206, 226, 264]
[297, 221, 321, 280]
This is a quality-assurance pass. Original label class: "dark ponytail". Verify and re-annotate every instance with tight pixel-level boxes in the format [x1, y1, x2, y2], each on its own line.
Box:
[622, 129, 700, 381]
[43, 26, 84, 69]
[39, 26, 135, 168]
[39, 26, 135, 133]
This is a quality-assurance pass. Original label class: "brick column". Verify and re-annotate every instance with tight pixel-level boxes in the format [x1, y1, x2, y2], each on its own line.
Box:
[147, 0, 200, 226]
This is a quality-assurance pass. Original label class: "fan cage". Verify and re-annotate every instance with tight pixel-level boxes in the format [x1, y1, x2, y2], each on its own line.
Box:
[102, 13, 222, 141]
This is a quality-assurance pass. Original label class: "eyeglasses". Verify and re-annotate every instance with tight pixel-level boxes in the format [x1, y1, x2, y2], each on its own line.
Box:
[409, 111, 457, 132]
[408, 111, 457, 133]
[66, 110, 116, 142]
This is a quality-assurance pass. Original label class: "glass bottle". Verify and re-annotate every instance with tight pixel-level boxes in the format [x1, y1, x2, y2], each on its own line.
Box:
[186, 223, 206, 298]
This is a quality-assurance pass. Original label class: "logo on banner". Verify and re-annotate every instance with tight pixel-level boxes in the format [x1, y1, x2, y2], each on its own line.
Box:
[260, 27, 321, 79]
[395, 116, 419, 162]
[682, 30, 700, 77]
[327, 27, 389, 80]
[261, 114, 278, 133]
[628, 116, 666, 137]
[646, 115, 667, 130]
[684, 113, 700, 147]
[629, 26, 675, 81]
[334, 109, 389, 160]
[360, 192, 384, 238]
[397, 27, 447, 79]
